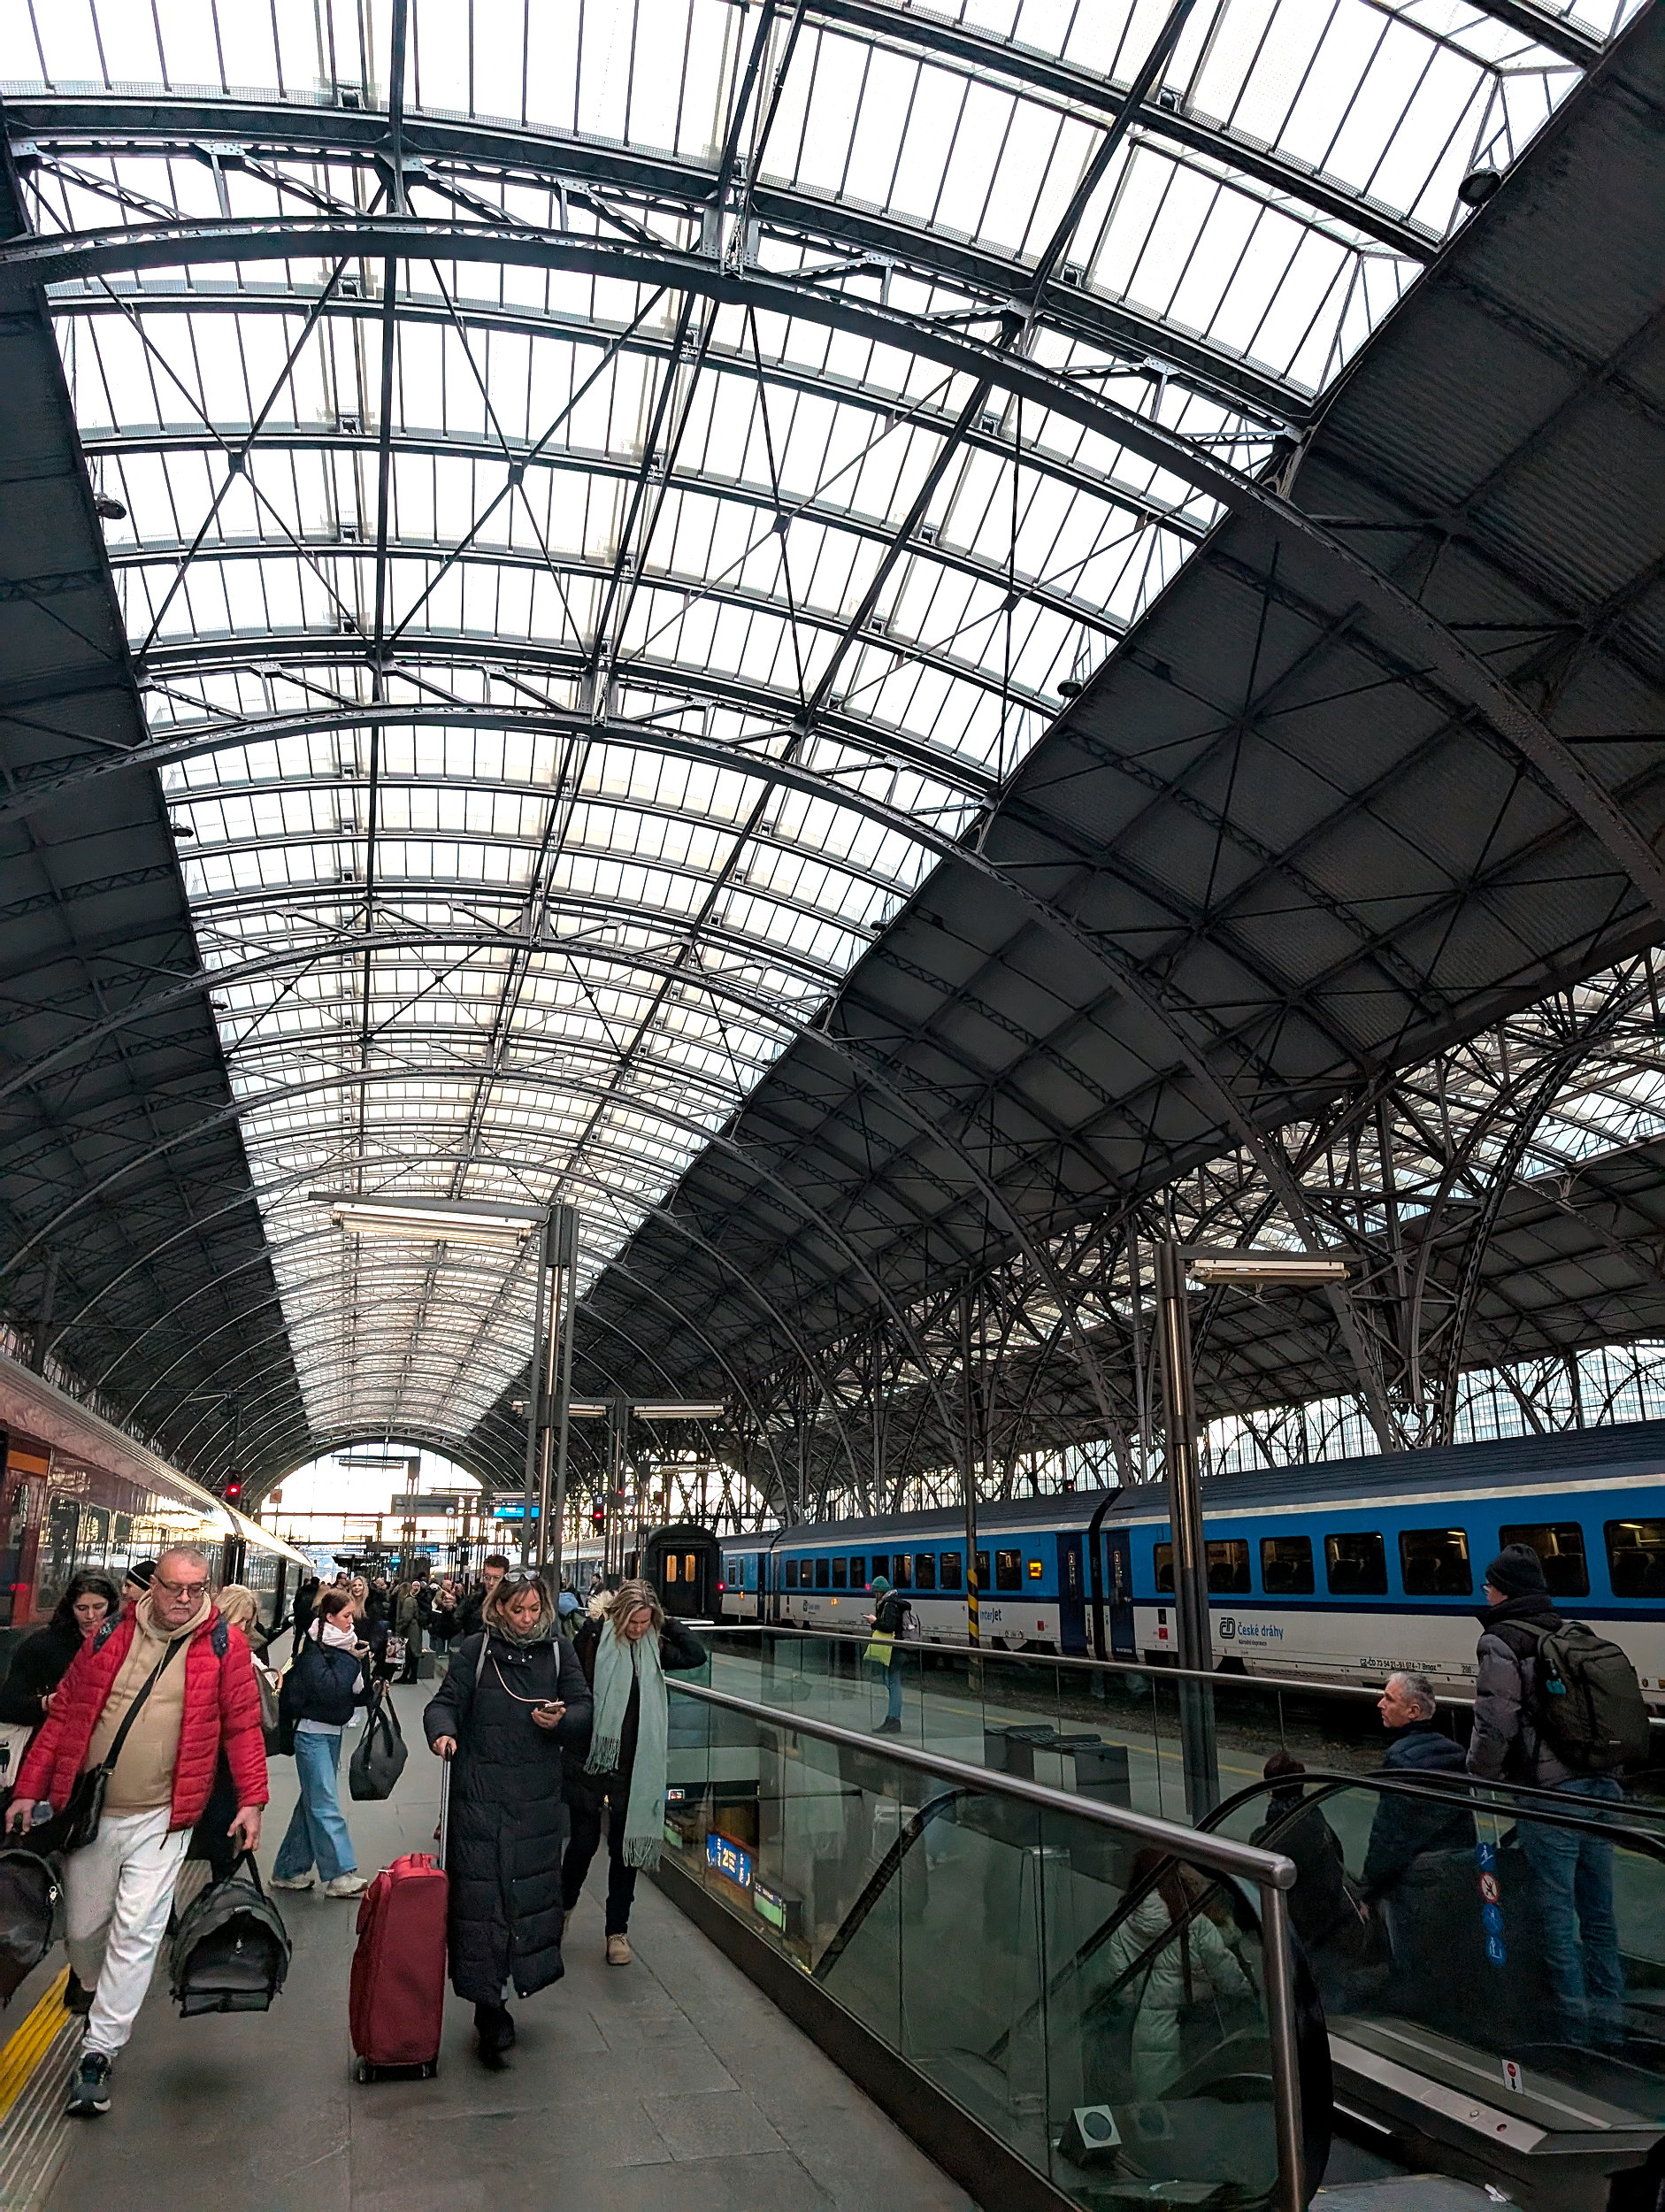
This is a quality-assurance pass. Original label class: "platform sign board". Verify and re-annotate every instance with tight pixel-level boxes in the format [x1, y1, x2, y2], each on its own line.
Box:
[706, 1832, 752, 1889]
[392, 1494, 469, 1515]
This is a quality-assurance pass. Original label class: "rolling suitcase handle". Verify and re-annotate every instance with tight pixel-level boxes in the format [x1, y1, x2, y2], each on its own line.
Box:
[437, 1749, 451, 1868]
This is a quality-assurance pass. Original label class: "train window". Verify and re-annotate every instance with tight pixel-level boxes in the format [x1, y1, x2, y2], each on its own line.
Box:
[832, 1555, 848, 1589]
[1500, 1522, 1589, 1598]
[1324, 1532, 1387, 1596]
[1606, 1520, 1665, 1599]
[995, 1549, 1021, 1590]
[682, 1554, 696, 1586]
[1260, 1534, 1314, 1594]
[939, 1551, 962, 1591]
[870, 1555, 886, 1584]
[1206, 1540, 1250, 1594]
[1399, 1528, 1471, 1598]
[814, 1556, 830, 1590]
[976, 1551, 989, 1591]
[1154, 1543, 1174, 1593]
[892, 1554, 912, 1588]
[848, 1555, 865, 1587]
[665, 1554, 679, 1584]
[785, 1559, 799, 1590]
[914, 1554, 936, 1591]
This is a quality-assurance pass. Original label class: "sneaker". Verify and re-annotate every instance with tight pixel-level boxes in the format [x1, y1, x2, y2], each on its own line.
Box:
[606, 1934, 632, 1966]
[267, 1873, 315, 1892]
[65, 1972, 93, 2018]
[872, 1717, 902, 1736]
[67, 2051, 111, 2118]
[324, 1873, 369, 1899]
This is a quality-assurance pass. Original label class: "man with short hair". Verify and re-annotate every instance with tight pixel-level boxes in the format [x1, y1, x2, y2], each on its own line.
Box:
[432, 1553, 510, 1643]
[1360, 1670, 1473, 2014]
[7, 1545, 267, 2119]
[1469, 1544, 1626, 2045]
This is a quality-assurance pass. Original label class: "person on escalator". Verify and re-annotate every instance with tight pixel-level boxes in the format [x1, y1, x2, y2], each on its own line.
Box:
[1104, 1848, 1253, 2099]
[1467, 1545, 1627, 2047]
[1359, 1671, 1474, 2016]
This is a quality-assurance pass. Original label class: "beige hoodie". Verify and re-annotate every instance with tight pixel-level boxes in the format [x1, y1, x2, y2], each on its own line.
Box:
[86, 1591, 211, 1815]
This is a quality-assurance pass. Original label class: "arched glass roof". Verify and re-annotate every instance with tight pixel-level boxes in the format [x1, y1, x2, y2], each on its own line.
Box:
[1, 0, 1638, 1472]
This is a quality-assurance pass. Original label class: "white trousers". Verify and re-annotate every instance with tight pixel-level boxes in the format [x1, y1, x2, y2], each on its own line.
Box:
[65, 1806, 190, 2057]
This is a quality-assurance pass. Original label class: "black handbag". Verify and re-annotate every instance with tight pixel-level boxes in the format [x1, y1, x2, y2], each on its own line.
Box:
[168, 1853, 291, 2016]
[0, 1847, 65, 2005]
[63, 1634, 186, 1852]
[349, 1685, 408, 1801]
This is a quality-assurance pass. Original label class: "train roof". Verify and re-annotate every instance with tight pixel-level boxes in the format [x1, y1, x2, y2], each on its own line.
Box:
[755, 1417, 1665, 1546]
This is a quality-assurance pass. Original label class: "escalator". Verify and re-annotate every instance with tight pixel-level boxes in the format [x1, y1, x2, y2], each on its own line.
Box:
[1200, 1774, 1665, 2212]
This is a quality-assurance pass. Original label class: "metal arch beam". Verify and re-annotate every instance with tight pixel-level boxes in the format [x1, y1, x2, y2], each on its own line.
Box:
[6, 219, 1660, 932]
[63, 286, 1208, 545]
[87, 422, 1161, 623]
[14, 100, 1312, 421]
[107, 534, 1081, 711]
[9, 77, 1448, 263]
[799, 0, 1602, 131]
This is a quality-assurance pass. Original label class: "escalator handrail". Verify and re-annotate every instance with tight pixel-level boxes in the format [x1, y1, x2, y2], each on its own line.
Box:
[1196, 1767, 1665, 1862]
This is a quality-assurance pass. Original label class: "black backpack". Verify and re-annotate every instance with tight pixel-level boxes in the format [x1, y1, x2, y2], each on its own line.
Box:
[0, 1847, 64, 2005]
[1509, 1619, 1653, 1772]
[168, 1855, 291, 2016]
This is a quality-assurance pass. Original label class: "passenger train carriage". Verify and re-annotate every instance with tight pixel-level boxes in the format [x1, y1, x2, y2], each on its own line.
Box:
[719, 1420, 1665, 1707]
[0, 1348, 312, 1661]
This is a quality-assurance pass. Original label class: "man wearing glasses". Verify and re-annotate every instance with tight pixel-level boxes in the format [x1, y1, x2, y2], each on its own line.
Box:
[7, 1545, 268, 2119]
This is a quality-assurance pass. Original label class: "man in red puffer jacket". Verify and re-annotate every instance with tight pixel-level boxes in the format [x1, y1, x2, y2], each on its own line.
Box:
[6, 1545, 267, 2120]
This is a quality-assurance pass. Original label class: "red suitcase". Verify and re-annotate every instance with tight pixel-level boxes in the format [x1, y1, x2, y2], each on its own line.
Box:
[349, 1761, 450, 2081]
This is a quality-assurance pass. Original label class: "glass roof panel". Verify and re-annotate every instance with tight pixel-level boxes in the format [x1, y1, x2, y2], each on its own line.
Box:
[4, 0, 1638, 1455]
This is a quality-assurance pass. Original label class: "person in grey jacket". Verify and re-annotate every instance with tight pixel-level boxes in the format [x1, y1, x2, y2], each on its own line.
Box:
[1468, 1544, 1625, 2046]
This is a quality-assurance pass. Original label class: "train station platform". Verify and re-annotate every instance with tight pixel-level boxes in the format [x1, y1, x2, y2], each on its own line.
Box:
[17, 1686, 973, 2212]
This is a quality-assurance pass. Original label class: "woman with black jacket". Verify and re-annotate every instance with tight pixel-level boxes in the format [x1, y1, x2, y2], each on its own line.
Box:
[0, 1570, 121, 1735]
[563, 1580, 706, 1966]
[424, 1574, 591, 2062]
[269, 1588, 372, 1899]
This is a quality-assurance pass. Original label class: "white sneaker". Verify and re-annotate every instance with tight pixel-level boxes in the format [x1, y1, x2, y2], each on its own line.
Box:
[267, 1874, 315, 1892]
[324, 1874, 369, 1898]
[606, 1933, 632, 1966]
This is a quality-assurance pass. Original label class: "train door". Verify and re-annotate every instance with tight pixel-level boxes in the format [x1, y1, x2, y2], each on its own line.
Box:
[1059, 1535, 1088, 1654]
[1105, 1529, 1136, 1657]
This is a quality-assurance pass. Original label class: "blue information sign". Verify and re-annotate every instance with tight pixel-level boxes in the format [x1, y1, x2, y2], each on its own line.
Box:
[706, 1831, 753, 1888]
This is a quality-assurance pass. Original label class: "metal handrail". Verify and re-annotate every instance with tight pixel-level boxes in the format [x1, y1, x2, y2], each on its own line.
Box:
[701, 1619, 1665, 1727]
[669, 1674, 1308, 2212]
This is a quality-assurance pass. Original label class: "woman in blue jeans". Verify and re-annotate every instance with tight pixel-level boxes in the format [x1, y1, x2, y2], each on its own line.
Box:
[270, 1588, 370, 1898]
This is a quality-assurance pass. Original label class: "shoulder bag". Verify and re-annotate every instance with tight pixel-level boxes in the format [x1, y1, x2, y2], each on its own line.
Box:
[348, 1682, 409, 1802]
[62, 1632, 187, 1853]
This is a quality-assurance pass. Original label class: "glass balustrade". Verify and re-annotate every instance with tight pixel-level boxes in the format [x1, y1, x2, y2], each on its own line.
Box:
[662, 1678, 1326, 2212]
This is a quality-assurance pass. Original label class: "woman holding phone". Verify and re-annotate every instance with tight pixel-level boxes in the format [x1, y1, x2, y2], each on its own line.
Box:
[423, 1572, 590, 2062]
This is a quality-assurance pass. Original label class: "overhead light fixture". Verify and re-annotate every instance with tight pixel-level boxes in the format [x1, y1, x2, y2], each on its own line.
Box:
[633, 1402, 725, 1420]
[312, 1191, 549, 1249]
[1182, 1248, 1351, 1288]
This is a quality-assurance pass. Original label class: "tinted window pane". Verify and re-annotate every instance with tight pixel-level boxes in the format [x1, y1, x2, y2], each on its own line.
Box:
[914, 1553, 937, 1591]
[785, 1559, 798, 1589]
[995, 1548, 1021, 1591]
[832, 1556, 848, 1589]
[814, 1556, 830, 1589]
[1325, 1532, 1386, 1596]
[1154, 1542, 1174, 1594]
[1400, 1527, 1471, 1597]
[870, 1555, 886, 1586]
[1261, 1534, 1314, 1594]
[975, 1551, 989, 1592]
[1500, 1522, 1589, 1598]
[939, 1550, 962, 1590]
[1606, 1520, 1665, 1600]
[848, 1555, 865, 1587]
[893, 1553, 912, 1588]
[1206, 1540, 1250, 1594]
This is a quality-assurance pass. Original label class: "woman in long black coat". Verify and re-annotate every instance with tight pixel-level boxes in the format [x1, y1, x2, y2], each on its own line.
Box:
[424, 1573, 591, 2062]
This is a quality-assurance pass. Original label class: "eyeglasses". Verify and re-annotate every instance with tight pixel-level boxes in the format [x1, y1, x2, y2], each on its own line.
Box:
[153, 1575, 208, 1599]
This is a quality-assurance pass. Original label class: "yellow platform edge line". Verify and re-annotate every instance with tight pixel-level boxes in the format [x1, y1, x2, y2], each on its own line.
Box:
[0, 1970, 70, 2125]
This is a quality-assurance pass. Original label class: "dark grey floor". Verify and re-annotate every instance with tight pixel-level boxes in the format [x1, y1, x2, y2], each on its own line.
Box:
[45, 1686, 974, 2212]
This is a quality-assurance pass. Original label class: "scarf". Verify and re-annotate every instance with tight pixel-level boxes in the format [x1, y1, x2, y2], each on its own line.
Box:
[587, 1619, 668, 1870]
[312, 1613, 364, 1692]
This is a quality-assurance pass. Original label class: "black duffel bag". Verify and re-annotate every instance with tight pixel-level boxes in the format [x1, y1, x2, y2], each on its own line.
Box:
[349, 1684, 409, 1801]
[168, 1854, 291, 2016]
[0, 1847, 64, 2005]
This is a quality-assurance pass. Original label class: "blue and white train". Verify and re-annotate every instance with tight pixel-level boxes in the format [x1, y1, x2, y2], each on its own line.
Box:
[718, 1420, 1665, 1705]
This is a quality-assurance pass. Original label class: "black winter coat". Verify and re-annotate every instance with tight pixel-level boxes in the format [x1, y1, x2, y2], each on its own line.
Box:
[1362, 1720, 1474, 1899]
[280, 1639, 365, 1729]
[423, 1629, 591, 2003]
[0, 1622, 83, 1726]
[564, 1614, 707, 1816]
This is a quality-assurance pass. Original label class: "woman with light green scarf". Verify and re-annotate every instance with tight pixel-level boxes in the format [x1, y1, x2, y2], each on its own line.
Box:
[563, 1579, 707, 1964]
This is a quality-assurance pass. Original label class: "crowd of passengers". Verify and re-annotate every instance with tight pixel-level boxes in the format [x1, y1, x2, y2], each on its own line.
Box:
[0, 1546, 703, 2115]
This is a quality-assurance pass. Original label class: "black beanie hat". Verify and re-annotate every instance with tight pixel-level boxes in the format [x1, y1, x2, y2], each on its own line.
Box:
[1485, 1543, 1547, 1600]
